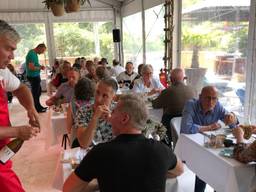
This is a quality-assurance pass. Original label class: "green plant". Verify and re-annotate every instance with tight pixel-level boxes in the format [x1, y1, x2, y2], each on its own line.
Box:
[42, 0, 65, 9]
[42, 0, 87, 9]
[182, 23, 219, 68]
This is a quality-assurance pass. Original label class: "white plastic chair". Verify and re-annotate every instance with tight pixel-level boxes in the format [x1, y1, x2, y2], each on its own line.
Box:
[170, 117, 182, 148]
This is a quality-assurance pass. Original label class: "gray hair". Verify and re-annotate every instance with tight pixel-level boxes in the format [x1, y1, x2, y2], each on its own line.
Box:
[0, 20, 20, 43]
[141, 64, 153, 75]
[99, 77, 118, 93]
[119, 94, 148, 130]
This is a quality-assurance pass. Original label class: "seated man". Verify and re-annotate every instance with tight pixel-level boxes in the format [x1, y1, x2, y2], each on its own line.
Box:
[109, 59, 124, 77]
[63, 94, 184, 192]
[116, 61, 138, 88]
[46, 69, 80, 106]
[48, 60, 71, 96]
[181, 85, 238, 192]
[152, 68, 195, 143]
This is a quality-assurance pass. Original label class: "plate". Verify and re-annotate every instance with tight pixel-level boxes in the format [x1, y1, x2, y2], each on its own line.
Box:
[219, 148, 234, 158]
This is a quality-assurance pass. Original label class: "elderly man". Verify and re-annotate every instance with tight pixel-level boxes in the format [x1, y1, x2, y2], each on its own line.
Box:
[25, 43, 47, 113]
[116, 61, 138, 88]
[63, 94, 184, 192]
[0, 20, 40, 192]
[181, 85, 238, 192]
[152, 68, 195, 143]
[46, 69, 80, 106]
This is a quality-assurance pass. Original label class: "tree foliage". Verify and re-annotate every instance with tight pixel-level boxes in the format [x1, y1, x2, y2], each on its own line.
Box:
[12, 22, 114, 65]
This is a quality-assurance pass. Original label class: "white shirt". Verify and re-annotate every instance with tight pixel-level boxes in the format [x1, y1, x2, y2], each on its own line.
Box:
[0, 68, 20, 92]
[132, 77, 164, 93]
[116, 71, 138, 83]
[109, 65, 125, 77]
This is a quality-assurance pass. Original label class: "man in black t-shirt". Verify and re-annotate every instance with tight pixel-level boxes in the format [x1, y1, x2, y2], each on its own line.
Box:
[63, 94, 184, 192]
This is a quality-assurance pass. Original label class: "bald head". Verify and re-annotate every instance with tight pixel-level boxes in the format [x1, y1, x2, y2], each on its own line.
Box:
[201, 86, 218, 96]
[171, 68, 184, 83]
[200, 86, 218, 112]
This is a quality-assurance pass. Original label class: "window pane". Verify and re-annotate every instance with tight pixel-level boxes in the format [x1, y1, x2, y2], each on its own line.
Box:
[181, 0, 250, 117]
[12, 23, 46, 70]
[145, 4, 165, 76]
[53, 22, 113, 63]
[123, 12, 143, 68]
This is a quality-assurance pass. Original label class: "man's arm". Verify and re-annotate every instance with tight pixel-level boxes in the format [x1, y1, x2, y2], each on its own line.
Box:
[166, 158, 184, 178]
[63, 172, 89, 192]
[0, 125, 39, 140]
[152, 90, 167, 109]
[12, 83, 40, 127]
[180, 101, 200, 134]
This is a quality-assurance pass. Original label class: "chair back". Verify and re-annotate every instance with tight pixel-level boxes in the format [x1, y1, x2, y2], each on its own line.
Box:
[170, 117, 182, 148]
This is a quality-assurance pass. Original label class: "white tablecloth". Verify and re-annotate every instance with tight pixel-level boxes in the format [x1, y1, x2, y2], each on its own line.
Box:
[175, 134, 256, 192]
[53, 147, 179, 192]
[45, 109, 68, 149]
[147, 102, 163, 123]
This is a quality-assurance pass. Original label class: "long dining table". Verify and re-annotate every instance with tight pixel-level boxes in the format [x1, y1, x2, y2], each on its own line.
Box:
[174, 133, 256, 192]
[45, 108, 68, 149]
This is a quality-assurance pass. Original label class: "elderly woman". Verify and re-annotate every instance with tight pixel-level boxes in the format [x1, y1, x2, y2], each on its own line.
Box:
[66, 77, 95, 147]
[132, 64, 164, 96]
[233, 126, 256, 163]
[233, 126, 256, 192]
[74, 78, 118, 149]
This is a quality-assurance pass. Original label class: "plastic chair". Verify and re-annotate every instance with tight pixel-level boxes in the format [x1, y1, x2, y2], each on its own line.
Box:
[170, 117, 182, 149]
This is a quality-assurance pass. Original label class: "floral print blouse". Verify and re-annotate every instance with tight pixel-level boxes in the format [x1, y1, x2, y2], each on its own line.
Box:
[74, 101, 113, 144]
[233, 141, 256, 163]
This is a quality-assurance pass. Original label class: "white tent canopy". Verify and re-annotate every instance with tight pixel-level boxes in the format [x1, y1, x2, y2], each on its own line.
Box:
[0, 0, 164, 65]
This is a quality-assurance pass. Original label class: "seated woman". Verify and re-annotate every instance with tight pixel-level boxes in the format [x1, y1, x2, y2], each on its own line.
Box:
[74, 78, 118, 149]
[66, 78, 95, 148]
[233, 126, 256, 163]
[132, 64, 164, 96]
[233, 126, 256, 191]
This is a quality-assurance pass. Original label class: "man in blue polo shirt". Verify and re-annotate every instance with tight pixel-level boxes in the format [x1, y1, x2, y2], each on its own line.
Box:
[26, 43, 47, 113]
[181, 85, 238, 192]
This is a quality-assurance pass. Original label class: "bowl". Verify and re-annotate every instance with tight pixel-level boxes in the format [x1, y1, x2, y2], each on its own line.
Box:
[223, 139, 234, 147]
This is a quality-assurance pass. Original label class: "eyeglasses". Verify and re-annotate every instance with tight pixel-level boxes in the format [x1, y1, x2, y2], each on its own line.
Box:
[144, 72, 153, 75]
[204, 96, 218, 101]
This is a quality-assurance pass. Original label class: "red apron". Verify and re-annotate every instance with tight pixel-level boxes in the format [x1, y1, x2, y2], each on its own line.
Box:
[0, 85, 25, 192]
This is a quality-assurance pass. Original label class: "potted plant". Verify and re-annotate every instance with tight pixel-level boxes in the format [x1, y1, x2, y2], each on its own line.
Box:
[182, 24, 218, 95]
[43, 0, 65, 16]
[65, 0, 86, 13]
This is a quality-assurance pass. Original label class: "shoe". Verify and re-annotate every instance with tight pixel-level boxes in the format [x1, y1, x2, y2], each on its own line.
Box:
[37, 108, 47, 113]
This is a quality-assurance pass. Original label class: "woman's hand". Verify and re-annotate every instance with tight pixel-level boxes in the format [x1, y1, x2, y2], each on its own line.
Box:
[233, 126, 244, 143]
